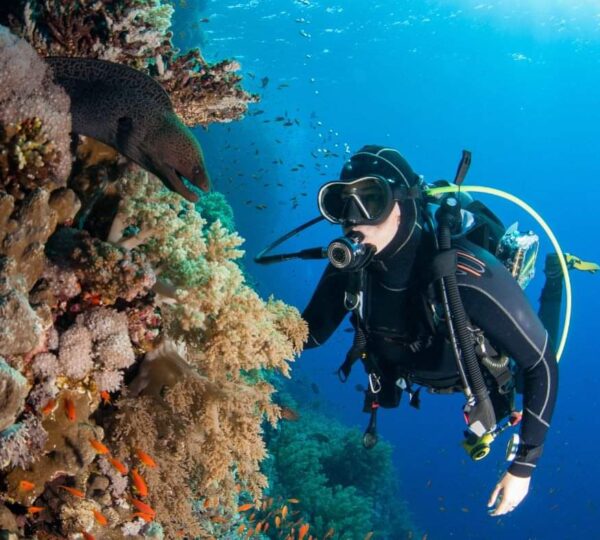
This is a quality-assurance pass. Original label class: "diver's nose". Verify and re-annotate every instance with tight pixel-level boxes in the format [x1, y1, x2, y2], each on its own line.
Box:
[342, 198, 363, 224]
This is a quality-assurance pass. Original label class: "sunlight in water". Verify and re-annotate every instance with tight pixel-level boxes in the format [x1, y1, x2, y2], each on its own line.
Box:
[446, 0, 600, 40]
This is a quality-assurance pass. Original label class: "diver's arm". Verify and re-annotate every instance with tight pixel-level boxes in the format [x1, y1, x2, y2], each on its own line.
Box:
[302, 263, 349, 349]
[456, 244, 559, 477]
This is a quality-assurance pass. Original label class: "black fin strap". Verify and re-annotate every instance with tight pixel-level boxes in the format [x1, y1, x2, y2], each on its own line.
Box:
[338, 346, 364, 382]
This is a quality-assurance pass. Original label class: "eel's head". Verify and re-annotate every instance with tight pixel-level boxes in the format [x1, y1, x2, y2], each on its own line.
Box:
[161, 161, 210, 203]
[149, 117, 212, 203]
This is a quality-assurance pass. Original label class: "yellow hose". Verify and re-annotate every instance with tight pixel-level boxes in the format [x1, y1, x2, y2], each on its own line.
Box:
[426, 185, 572, 362]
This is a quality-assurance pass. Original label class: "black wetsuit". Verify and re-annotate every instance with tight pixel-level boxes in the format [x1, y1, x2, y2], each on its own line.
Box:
[302, 221, 559, 478]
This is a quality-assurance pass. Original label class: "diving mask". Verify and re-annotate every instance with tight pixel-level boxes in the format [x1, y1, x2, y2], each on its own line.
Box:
[318, 175, 396, 226]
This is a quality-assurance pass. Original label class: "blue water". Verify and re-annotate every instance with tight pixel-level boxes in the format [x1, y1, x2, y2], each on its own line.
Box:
[175, 1, 600, 538]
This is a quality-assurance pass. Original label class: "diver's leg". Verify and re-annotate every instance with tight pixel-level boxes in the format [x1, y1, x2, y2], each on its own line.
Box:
[538, 253, 563, 351]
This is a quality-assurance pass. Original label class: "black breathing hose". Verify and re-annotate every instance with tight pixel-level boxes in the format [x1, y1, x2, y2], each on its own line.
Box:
[438, 198, 496, 432]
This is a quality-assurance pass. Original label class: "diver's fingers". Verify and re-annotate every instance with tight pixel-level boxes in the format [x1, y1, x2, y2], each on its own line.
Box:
[489, 496, 516, 517]
[487, 484, 502, 508]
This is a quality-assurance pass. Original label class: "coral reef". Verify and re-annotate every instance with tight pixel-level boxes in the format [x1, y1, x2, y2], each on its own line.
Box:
[0, 17, 304, 538]
[0, 24, 307, 539]
[260, 407, 416, 540]
[4, 0, 258, 126]
[0, 23, 80, 357]
[102, 170, 306, 536]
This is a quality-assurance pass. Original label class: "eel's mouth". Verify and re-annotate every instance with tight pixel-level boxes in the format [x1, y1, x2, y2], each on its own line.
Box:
[165, 167, 199, 203]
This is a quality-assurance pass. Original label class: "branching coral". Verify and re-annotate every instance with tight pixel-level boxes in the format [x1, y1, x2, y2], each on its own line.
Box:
[110, 340, 278, 537]
[195, 189, 237, 233]
[161, 51, 260, 125]
[101, 169, 307, 536]
[10, 0, 173, 66]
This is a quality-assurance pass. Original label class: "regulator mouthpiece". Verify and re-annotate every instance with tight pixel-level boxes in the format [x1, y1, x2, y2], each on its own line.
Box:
[327, 232, 376, 271]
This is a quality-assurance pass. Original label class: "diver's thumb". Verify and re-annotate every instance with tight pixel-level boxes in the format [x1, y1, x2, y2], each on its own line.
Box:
[488, 484, 502, 507]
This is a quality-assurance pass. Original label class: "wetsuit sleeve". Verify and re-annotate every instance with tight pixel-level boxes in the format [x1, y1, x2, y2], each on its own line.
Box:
[456, 244, 559, 478]
[302, 263, 349, 349]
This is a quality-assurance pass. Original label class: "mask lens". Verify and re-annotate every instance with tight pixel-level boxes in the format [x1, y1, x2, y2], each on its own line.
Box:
[319, 176, 392, 224]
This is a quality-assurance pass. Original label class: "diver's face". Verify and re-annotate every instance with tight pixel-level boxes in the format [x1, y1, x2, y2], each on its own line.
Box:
[345, 203, 401, 253]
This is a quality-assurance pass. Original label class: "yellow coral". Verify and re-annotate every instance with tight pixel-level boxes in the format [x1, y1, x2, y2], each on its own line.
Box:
[104, 168, 307, 536]
[0, 118, 61, 198]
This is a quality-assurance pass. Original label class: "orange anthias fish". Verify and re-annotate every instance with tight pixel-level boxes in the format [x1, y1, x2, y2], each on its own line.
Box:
[100, 390, 111, 405]
[281, 505, 288, 520]
[81, 532, 95, 540]
[131, 498, 155, 516]
[279, 406, 299, 421]
[89, 438, 110, 455]
[324, 528, 335, 539]
[64, 397, 76, 421]
[108, 457, 128, 475]
[237, 503, 254, 512]
[287, 498, 300, 504]
[19, 480, 35, 492]
[131, 468, 148, 497]
[135, 448, 157, 468]
[59, 485, 86, 498]
[298, 523, 310, 540]
[27, 506, 44, 514]
[41, 399, 56, 415]
[275, 516, 281, 528]
[93, 509, 108, 526]
[132, 511, 154, 522]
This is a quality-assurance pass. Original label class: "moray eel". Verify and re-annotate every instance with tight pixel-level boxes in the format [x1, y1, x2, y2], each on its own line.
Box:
[46, 57, 210, 202]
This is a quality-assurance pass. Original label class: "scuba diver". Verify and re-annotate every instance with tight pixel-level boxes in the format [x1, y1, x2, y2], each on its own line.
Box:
[256, 145, 597, 516]
[303, 145, 557, 517]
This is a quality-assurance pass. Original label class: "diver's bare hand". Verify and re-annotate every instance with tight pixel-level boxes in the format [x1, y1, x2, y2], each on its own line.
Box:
[487, 471, 531, 516]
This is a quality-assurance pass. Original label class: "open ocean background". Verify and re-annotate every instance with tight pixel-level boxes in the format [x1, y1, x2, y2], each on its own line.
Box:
[174, 1, 600, 538]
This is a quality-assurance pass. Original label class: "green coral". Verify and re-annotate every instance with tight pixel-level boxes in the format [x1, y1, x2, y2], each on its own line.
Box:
[262, 409, 414, 540]
[195, 189, 236, 232]
[0, 117, 61, 199]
